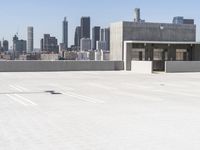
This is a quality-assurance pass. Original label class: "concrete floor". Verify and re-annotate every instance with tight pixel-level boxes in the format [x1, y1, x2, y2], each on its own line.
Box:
[1, 71, 200, 150]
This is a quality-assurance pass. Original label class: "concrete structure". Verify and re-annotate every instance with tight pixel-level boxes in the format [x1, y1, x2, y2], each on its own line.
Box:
[81, 17, 90, 39]
[80, 38, 91, 51]
[0, 60, 123, 72]
[110, 21, 196, 61]
[165, 61, 200, 73]
[131, 61, 153, 74]
[27, 26, 34, 53]
[62, 17, 68, 49]
[124, 41, 200, 71]
[92, 26, 100, 50]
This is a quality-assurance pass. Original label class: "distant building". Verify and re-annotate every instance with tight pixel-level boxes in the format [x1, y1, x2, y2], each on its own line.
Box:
[92, 26, 100, 50]
[173, 16, 194, 25]
[41, 54, 59, 60]
[13, 35, 27, 54]
[80, 38, 91, 51]
[74, 26, 81, 49]
[81, 17, 90, 39]
[134, 8, 141, 22]
[41, 34, 59, 53]
[3, 40, 9, 52]
[100, 28, 110, 50]
[62, 17, 68, 49]
[27, 26, 34, 53]
[97, 41, 107, 50]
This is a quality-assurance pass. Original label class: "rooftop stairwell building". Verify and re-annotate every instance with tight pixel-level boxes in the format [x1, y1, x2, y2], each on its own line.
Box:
[110, 8, 200, 72]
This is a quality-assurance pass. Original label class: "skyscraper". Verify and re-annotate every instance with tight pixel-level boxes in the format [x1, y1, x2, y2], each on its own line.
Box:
[92, 26, 100, 50]
[62, 17, 68, 49]
[41, 34, 59, 53]
[3, 40, 9, 51]
[100, 28, 110, 50]
[74, 26, 81, 49]
[27, 26, 34, 53]
[81, 17, 90, 39]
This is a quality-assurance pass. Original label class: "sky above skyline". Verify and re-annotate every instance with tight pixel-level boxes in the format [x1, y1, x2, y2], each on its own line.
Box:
[0, 0, 199, 48]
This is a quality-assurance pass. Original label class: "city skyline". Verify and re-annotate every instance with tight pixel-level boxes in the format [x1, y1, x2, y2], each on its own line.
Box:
[0, 0, 199, 48]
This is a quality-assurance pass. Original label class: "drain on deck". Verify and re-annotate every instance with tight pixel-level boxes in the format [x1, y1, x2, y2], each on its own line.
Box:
[45, 90, 62, 95]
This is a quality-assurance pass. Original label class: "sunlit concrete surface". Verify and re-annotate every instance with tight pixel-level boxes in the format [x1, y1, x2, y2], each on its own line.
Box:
[1, 71, 200, 150]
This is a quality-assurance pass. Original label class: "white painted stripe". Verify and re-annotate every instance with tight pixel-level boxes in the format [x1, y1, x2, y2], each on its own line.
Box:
[9, 85, 24, 92]
[6, 94, 28, 106]
[14, 85, 29, 92]
[14, 94, 37, 106]
[63, 92, 104, 104]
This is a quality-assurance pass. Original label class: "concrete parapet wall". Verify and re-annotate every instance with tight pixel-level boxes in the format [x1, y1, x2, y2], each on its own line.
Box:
[131, 61, 153, 74]
[165, 61, 200, 72]
[0, 61, 124, 72]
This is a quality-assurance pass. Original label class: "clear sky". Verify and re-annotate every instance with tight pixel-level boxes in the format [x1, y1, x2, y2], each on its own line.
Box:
[0, 0, 199, 48]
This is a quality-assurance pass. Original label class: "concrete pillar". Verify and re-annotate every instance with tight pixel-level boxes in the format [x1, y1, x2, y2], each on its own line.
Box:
[168, 45, 176, 61]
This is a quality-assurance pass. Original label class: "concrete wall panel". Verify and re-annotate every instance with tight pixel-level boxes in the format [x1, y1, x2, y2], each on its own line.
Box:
[0, 61, 124, 72]
[131, 61, 153, 74]
[165, 61, 200, 72]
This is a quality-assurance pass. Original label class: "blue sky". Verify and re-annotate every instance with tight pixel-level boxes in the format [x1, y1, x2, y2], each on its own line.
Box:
[0, 0, 199, 48]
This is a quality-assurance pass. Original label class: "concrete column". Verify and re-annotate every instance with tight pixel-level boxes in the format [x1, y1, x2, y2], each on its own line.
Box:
[168, 45, 176, 61]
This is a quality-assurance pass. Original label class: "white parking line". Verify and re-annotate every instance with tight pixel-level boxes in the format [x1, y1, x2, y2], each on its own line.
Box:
[63, 91, 105, 104]
[14, 94, 37, 106]
[6, 94, 28, 106]
[14, 85, 30, 92]
[9, 85, 24, 92]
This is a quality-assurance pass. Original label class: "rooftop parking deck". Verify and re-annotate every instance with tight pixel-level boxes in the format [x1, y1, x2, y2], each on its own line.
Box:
[1, 71, 200, 150]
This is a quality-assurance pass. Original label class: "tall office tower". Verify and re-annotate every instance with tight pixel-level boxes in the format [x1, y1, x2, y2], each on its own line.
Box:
[41, 34, 59, 53]
[92, 26, 100, 50]
[74, 26, 81, 49]
[62, 17, 68, 49]
[40, 39, 44, 51]
[81, 17, 90, 39]
[100, 28, 110, 50]
[134, 8, 141, 22]
[3, 40, 9, 51]
[27, 26, 34, 53]
[80, 38, 91, 51]
[13, 35, 27, 54]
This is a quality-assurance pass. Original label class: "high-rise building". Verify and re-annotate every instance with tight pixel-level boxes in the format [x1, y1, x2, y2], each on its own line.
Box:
[41, 34, 59, 53]
[134, 8, 141, 22]
[100, 28, 110, 50]
[81, 17, 90, 39]
[3, 40, 9, 51]
[27, 26, 34, 53]
[62, 17, 68, 49]
[74, 26, 81, 49]
[92, 26, 100, 50]
[13, 35, 27, 54]
[80, 38, 91, 51]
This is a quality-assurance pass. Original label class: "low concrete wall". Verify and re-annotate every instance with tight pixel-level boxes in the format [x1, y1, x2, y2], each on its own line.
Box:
[0, 61, 124, 72]
[165, 61, 200, 73]
[131, 61, 153, 74]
